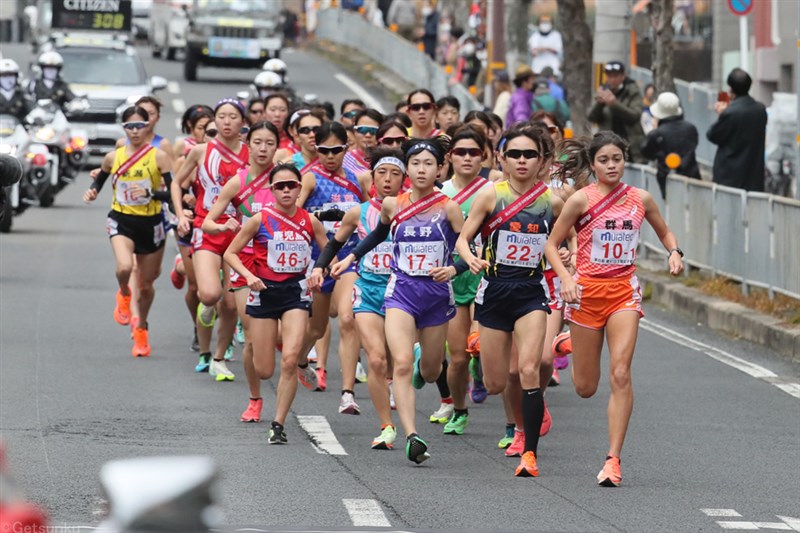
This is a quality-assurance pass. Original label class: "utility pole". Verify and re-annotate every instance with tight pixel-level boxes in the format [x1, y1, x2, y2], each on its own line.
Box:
[795, 3, 799, 199]
[486, 0, 506, 107]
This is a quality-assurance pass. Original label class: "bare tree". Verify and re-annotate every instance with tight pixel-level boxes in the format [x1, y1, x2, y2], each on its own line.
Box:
[650, 0, 676, 93]
[505, 0, 533, 69]
[557, 0, 594, 135]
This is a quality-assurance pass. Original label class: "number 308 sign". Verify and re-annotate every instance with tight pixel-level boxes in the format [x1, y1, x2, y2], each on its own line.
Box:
[52, 0, 133, 33]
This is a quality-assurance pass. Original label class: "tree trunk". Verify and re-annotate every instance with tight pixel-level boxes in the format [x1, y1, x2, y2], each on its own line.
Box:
[557, 0, 594, 135]
[505, 0, 532, 71]
[651, 0, 676, 93]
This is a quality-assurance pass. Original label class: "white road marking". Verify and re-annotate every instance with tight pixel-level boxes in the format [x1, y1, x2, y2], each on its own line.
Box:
[167, 81, 180, 94]
[342, 499, 391, 527]
[297, 415, 347, 455]
[704, 509, 744, 517]
[777, 517, 800, 531]
[172, 98, 186, 114]
[717, 522, 792, 530]
[333, 73, 386, 113]
[640, 319, 800, 400]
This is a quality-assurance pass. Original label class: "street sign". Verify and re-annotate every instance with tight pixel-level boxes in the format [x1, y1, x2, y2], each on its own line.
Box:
[727, 0, 753, 16]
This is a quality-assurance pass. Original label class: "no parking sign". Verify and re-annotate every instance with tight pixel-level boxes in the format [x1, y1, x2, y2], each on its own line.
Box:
[727, 0, 753, 16]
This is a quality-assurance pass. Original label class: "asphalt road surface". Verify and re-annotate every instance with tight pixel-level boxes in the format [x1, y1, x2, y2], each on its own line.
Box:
[1, 42, 799, 533]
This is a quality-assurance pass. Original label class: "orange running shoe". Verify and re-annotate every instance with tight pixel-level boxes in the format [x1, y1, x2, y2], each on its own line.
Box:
[170, 253, 185, 290]
[114, 289, 132, 326]
[131, 327, 151, 357]
[315, 367, 327, 392]
[241, 398, 263, 423]
[552, 332, 572, 370]
[505, 429, 525, 457]
[597, 456, 622, 487]
[466, 331, 481, 354]
[514, 451, 539, 477]
[540, 403, 552, 437]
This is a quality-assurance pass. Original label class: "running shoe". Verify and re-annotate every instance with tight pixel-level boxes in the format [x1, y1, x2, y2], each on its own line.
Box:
[114, 289, 132, 326]
[553, 331, 572, 370]
[131, 327, 151, 357]
[190, 329, 200, 353]
[540, 403, 552, 437]
[389, 381, 396, 410]
[315, 367, 327, 392]
[224, 342, 235, 361]
[269, 423, 287, 445]
[505, 429, 525, 457]
[170, 253, 185, 289]
[307, 346, 317, 363]
[429, 401, 454, 424]
[339, 392, 361, 415]
[371, 424, 397, 450]
[549, 368, 561, 387]
[412, 343, 425, 390]
[515, 451, 539, 477]
[196, 303, 217, 328]
[405, 434, 430, 464]
[597, 456, 622, 487]
[298, 365, 318, 390]
[233, 318, 245, 345]
[469, 354, 483, 381]
[355, 360, 368, 383]
[195, 352, 211, 373]
[470, 379, 488, 404]
[498, 425, 515, 449]
[129, 316, 139, 339]
[209, 359, 235, 382]
[466, 331, 481, 354]
[241, 398, 263, 423]
[443, 411, 469, 435]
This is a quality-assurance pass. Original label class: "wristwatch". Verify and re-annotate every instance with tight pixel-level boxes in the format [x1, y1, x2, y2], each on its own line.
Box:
[669, 247, 684, 258]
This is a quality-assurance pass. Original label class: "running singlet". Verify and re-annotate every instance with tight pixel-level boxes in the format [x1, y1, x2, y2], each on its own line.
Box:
[575, 183, 645, 279]
[183, 136, 197, 155]
[482, 181, 554, 281]
[109, 145, 162, 217]
[390, 191, 456, 277]
[303, 167, 363, 256]
[126, 134, 164, 149]
[343, 148, 368, 175]
[357, 198, 392, 284]
[441, 176, 490, 249]
[279, 135, 298, 155]
[232, 166, 275, 254]
[193, 141, 249, 221]
[253, 206, 314, 283]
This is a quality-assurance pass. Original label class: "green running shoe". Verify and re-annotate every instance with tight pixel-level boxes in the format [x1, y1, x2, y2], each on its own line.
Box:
[443, 412, 469, 435]
[406, 434, 430, 464]
[196, 303, 217, 328]
[411, 343, 425, 390]
[498, 425, 515, 449]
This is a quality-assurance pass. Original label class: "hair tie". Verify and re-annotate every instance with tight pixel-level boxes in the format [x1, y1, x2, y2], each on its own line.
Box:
[374, 156, 406, 175]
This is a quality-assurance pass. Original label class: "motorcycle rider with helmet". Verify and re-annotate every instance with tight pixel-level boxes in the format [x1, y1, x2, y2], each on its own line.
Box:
[0, 59, 33, 122]
[27, 51, 77, 110]
[252, 71, 282, 100]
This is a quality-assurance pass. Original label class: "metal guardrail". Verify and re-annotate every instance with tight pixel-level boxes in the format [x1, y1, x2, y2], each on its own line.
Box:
[626, 164, 800, 300]
[316, 8, 483, 114]
[629, 67, 718, 168]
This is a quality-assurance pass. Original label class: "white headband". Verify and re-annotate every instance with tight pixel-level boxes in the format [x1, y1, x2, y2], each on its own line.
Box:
[374, 156, 406, 175]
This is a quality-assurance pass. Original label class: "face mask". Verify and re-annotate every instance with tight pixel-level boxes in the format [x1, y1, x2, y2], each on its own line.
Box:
[539, 22, 552, 34]
[440, 23, 451, 34]
[0, 76, 16, 91]
[422, 6, 433, 17]
[461, 43, 476, 57]
[43, 67, 59, 81]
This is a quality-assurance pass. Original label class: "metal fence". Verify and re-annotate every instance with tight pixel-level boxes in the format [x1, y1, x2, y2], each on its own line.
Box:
[626, 164, 800, 300]
[628, 67, 718, 168]
[316, 8, 483, 113]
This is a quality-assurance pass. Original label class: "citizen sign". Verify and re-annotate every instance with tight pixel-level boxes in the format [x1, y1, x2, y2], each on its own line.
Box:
[64, 0, 121, 11]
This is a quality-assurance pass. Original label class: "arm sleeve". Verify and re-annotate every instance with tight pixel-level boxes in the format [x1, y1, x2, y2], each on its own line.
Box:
[350, 220, 391, 262]
[313, 208, 346, 221]
[90, 170, 111, 192]
[453, 258, 469, 275]
[313, 237, 346, 270]
[152, 172, 173, 203]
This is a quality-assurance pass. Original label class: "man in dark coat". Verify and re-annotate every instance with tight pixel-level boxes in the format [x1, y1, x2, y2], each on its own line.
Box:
[706, 68, 767, 192]
[641, 91, 700, 198]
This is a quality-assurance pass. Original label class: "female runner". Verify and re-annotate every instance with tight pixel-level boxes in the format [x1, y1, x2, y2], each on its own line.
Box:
[406, 89, 441, 139]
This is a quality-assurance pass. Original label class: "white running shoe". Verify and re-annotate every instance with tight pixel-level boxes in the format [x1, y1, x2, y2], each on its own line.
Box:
[298, 365, 318, 390]
[429, 402, 454, 424]
[339, 392, 361, 415]
[355, 360, 367, 383]
[308, 347, 318, 363]
[209, 359, 235, 382]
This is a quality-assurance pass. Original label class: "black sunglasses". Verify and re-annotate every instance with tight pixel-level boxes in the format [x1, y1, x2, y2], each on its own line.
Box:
[342, 110, 362, 119]
[205, 129, 219, 138]
[451, 147, 483, 158]
[408, 102, 434, 112]
[240, 126, 250, 135]
[297, 125, 320, 135]
[379, 136, 406, 146]
[272, 180, 301, 191]
[504, 149, 540, 160]
[317, 145, 347, 156]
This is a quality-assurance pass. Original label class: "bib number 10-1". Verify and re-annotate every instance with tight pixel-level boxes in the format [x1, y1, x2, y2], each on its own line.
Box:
[590, 229, 638, 265]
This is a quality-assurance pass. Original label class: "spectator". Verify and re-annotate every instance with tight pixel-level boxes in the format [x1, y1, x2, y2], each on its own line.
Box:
[706, 68, 767, 192]
[531, 78, 570, 124]
[420, 0, 439, 60]
[528, 14, 562, 76]
[506, 65, 535, 127]
[641, 83, 656, 134]
[491, 71, 512, 127]
[588, 61, 647, 162]
[540, 66, 564, 101]
[387, 0, 417, 41]
[377, 0, 393, 27]
[453, 37, 481, 88]
[640, 92, 700, 198]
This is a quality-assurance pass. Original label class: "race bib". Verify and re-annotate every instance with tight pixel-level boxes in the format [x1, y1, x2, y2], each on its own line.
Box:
[115, 179, 151, 206]
[247, 289, 261, 307]
[106, 217, 118, 236]
[321, 201, 359, 234]
[397, 241, 445, 276]
[495, 230, 546, 269]
[590, 229, 638, 265]
[362, 241, 393, 275]
[153, 222, 165, 245]
[267, 240, 310, 273]
[203, 184, 236, 216]
[192, 228, 203, 248]
[299, 278, 312, 302]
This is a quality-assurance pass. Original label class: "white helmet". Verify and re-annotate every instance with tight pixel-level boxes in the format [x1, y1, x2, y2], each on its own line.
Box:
[0, 59, 20, 76]
[263, 58, 288, 75]
[38, 51, 64, 68]
[254, 71, 282, 89]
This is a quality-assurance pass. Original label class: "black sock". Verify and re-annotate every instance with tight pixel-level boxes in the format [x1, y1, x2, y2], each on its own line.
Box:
[342, 389, 354, 395]
[521, 388, 544, 455]
[435, 359, 451, 398]
[271, 421, 283, 430]
[298, 362, 308, 369]
[251, 397, 262, 401]
[408, 432, 418, 440]
[454, 408, 468, 416]
[506, 423, 515, 430]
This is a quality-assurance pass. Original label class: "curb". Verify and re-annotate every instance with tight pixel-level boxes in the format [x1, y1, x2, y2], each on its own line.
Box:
[637, 267, 800, 363]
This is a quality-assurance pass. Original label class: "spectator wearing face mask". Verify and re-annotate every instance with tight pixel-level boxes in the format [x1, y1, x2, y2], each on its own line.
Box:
[528, 14, 562, 76]
[452, 38, 481, 88]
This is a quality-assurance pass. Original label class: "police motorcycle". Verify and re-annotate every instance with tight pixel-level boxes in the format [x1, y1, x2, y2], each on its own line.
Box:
[0, 123, 32, 233]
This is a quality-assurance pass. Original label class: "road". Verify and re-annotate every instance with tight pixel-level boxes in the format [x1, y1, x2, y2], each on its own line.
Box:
[1, 42, 799, 533]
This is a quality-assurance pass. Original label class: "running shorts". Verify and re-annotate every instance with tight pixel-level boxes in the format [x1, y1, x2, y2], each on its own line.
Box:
[384, 272, 455, 328]
[230, 253, 255, 291]
[564, 274, 644, 330]
[192, 224, 236, 256]
[107, 210, 166, 255]
[352, 277, 387, 316]
[474, 277, 550, 332]
[451, 268, 482, 307]
[245, 279, 313, 320]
